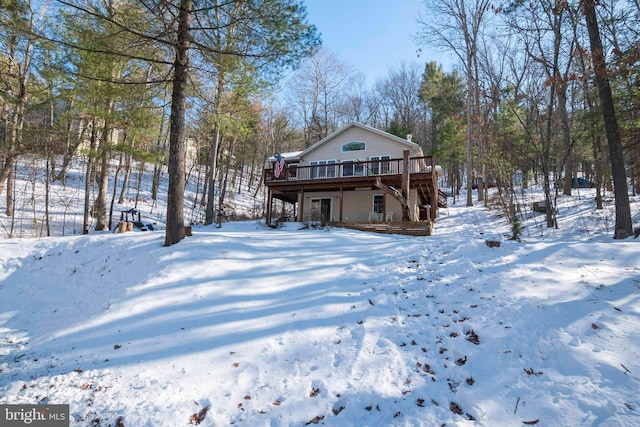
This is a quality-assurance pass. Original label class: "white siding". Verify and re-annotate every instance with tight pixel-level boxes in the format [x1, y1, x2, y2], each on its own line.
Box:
[300, 189, 421, 222]
[300, 127, 419, 166]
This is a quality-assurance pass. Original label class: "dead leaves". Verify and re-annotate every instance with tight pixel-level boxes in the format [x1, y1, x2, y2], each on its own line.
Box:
[450, 401, 463, 415]
[465, 329, 480, 345]
[189, 405, 209, 425]
[309, 387, 320, 398]
[304, 415, 324, 425]
[417, 362, 435, 375]
[485, 239, 501, 248]
[450, 401, 475, 421]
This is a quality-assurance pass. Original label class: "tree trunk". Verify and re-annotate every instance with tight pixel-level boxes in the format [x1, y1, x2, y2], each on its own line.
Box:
[205, 72, 225, 225]
[118, 150, 132, 204]
[54, 98, 82, 185]
[205, 128, 220, 225]
[134, 161, 145, 209]
[582, 0, 633, 239]
[558, 86, 573, 196]
[164, 0, 191, 246]
[465, 49, 474, 207]
[94, 118, 113, 231]
[109, 155, 122, 231]
[5, 160, 15, 217]
[217, 140, 234, 227]
[83, 119, 98, 235]
[151, 97, 168, 201]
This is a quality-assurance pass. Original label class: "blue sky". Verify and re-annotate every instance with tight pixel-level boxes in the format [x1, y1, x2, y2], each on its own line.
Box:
[303, 0, 453, 86]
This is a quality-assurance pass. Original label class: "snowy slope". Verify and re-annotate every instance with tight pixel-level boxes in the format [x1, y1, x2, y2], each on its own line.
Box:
[1, 190, 639, 426]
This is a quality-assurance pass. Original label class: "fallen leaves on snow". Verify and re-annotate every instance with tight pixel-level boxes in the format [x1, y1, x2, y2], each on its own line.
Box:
[189, 405, 209, 425]
[304, 415, 324, 425]
[465, 330, 480, 345]
[332, 406, 345, 415]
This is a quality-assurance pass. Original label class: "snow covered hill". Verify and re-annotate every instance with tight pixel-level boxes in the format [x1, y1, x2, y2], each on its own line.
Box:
[1, 190, 639, 426]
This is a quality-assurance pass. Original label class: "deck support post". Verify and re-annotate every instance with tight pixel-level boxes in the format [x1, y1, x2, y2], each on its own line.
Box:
[299, 189, 305, 222]
[430, 157, 438, 222]
[402, 150, 411, 221]
[339, 185, 344, 222]
[266, 189, 273, 225]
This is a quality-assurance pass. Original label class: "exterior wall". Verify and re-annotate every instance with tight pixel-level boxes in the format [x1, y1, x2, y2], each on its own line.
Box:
[299, 192, 340, 222]
[299, 189, 421, 223]
[299, 126, 420, 166]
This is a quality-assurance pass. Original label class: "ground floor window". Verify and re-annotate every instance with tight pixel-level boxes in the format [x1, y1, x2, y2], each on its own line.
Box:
[311, 198, 332, 223]
[373, 195, 384, 215]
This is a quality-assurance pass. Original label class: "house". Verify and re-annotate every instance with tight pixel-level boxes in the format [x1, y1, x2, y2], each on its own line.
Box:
[264, 122, 446, 232]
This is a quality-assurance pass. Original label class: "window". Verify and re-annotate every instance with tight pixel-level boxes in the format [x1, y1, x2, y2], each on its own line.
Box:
[327, 160, 337, 177]
[288, 163, 298, 178]
[373, 195, 384, 215]
[342, 160, 364, 177]
[342, 141, 366, 152]
[310, 160, 336, 178]
[370, 156, 391, 175]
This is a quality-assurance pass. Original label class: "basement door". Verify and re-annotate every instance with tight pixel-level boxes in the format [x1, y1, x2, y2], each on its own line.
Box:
[311, 198, 332, 223]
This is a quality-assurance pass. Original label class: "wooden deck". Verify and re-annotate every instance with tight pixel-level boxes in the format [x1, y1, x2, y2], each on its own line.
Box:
[332, 221, 433, 236]
[263, 155, 446, 227]
[264, 156, 445, 205]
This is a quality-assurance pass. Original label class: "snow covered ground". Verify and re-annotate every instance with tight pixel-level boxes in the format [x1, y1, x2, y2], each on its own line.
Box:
[1, 189, 639, 426]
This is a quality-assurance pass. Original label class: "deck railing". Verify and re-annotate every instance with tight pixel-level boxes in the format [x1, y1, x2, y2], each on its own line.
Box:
[265, 156, 436, 183]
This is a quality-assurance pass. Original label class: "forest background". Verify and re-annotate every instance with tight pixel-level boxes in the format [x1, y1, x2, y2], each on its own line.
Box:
[0, 0, 638, 243]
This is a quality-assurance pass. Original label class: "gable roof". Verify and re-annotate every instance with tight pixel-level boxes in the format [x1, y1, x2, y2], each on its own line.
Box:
[299, 122, 423, 158]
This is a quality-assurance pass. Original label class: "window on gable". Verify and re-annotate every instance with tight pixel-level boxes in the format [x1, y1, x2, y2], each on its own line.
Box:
[341, 141, 366, 152]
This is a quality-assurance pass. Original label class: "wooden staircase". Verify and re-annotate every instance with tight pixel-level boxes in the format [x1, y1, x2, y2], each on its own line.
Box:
[438, 190, 448, 208]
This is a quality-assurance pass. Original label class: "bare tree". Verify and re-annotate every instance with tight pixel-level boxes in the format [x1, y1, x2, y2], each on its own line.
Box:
[417, 0, 494, 207]
[379, 62, 424, 140]
[505, 0, 584, 227]
[287, 47, 354, 146]
[0, 0, 39, 214]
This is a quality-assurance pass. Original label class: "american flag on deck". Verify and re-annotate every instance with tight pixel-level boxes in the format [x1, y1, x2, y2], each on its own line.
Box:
[273, 153, 285, 178]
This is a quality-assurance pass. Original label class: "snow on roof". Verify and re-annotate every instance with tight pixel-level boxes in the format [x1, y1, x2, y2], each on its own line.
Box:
[267, 151, 303, 162]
